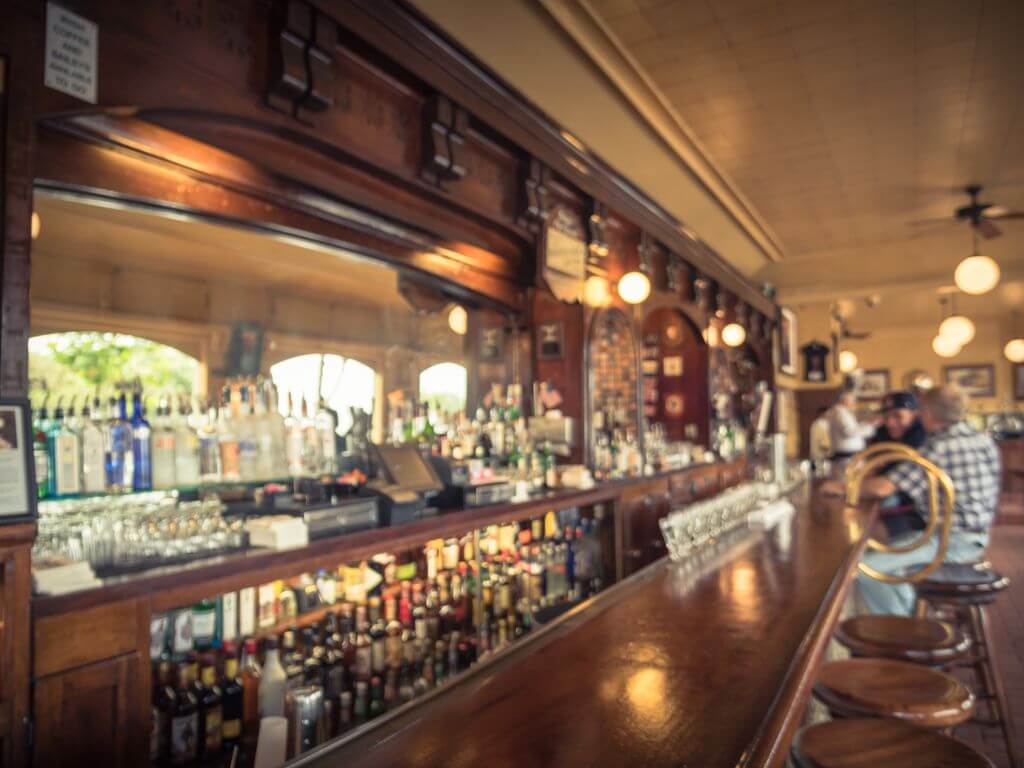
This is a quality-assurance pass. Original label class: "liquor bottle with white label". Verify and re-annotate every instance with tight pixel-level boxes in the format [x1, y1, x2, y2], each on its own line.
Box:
[197, 400, 221, 485]
[151, 398, 177, 490]
[47, 398, 81, 497]
[173, 396, 201, 487]
[316, 397, 338, 475]
[236, 385, 259, 482]
[79, 397, 107, 494]
[218, 386, 241, 483]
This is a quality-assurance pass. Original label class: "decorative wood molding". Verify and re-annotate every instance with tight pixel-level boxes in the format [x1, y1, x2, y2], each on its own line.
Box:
[517, 157, 551, 232]
[421, 93, 469, 188]
[694, 276, 714, 313]
[267, 0, 337, 121]
[638, 231, 657, 274]
[587, 200, 609, 261]
[665, 253, 683, 294]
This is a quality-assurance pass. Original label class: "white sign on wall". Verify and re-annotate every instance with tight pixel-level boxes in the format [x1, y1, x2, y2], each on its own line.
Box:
[44, 3, 98, 104]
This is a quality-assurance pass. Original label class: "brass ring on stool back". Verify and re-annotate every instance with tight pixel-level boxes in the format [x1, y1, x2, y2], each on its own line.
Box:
[844, 442, 955, 584]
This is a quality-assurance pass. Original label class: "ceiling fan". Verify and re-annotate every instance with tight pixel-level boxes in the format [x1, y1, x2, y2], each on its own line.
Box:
[910, 184, 1024, 239]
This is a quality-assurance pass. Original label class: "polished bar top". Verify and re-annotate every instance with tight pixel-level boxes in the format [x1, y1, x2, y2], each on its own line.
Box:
[33, 460, 744, 617]
[293, 487, 867, 768]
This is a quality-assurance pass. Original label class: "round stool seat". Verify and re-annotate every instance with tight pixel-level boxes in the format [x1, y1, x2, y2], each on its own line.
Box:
[793, 718, 995, 768]
[835, 615, 969, 665]
[916, 562, 1009, 605]
[814, 658, 975, 728]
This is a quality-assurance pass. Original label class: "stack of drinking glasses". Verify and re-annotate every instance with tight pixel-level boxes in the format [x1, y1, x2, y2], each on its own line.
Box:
[659, 482, 770, 562]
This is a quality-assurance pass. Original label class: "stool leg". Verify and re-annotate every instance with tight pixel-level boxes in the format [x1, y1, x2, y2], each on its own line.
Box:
[971, 603, 1021, 768]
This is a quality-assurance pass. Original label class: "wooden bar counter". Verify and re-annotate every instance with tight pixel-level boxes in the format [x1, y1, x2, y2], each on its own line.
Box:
[292, 486, 867, 768]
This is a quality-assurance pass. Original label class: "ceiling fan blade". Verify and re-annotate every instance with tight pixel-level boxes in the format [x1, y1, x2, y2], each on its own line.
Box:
[977, 218, 1002, 239]
[987, 210, 1024, 220]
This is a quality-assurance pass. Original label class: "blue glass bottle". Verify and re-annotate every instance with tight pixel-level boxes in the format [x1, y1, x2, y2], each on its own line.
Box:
[131, 389, 152, 491]
[106, 394, 133, 492]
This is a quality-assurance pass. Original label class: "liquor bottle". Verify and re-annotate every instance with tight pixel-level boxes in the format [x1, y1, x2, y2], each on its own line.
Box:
[300, 626, 323, 686]
[265, 381, 289, 478]
[152, 659, 176, 763]
[259, 637, 287, 718]
[219, 592, 239, 646]
[253, 383, 276, 481]
[219, 646, 243, 753]
[300, 397, 321, 476]
[369, 599, 387, 675]
[170, 663, 199, 766]
[281, 629, 304, 691]
[239, 637, 262, 738]
[284, 392, 304, 477]
[105, 393, 133, 492]
[197, 400, 222, 484]
[192, 598, 217, 650]
[130, 388, 152, 491]
[173, 396, 201, 487]
[353, 681, 368, 725]
[79, 398, 107, 494]
[151, 398, 177, 490]
[384, 599, 403, 670]
[353, 608, 372, 683]
[368, 675, 385, 718]
[197, 655, 223, 762]
[236, 384, 260, 482]
[218, 385, 241, 483]
[337, 690, 353, 734]
[32, 404, 50, 499]
[47, 399, 81, 497]
[315, 397, 338, 475]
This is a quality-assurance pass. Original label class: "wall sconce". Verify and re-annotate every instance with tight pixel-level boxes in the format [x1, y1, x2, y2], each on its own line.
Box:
[448, 304, 468, 335]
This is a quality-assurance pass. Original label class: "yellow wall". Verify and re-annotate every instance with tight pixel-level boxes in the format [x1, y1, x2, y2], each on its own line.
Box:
[790, 304, 1021, 414]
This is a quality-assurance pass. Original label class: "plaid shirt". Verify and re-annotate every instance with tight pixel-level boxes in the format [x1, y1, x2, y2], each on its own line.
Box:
[886, 421, 1001, 532]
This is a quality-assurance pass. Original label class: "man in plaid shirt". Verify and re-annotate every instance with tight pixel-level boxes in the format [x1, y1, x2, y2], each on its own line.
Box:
[854, 385, 1000, 615]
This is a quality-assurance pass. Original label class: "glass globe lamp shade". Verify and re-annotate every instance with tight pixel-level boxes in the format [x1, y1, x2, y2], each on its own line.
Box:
[838, 350, 858, 372]
[617, 271, 651, 304]
[954, 255, 1000, 295]
[721, 323, 746, 347]
[1004, 338, 1024, 363]
[932, 334, 961, 358]
[938, 314, 975, 346]
[583, 275, 611, 307]
[447, 304, 468, 335]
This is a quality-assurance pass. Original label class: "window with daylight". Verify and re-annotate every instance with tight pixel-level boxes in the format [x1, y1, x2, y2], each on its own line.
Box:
[28, 331, 201, 407]
[270, 353, 376, 436]
[418, 362, 468, 414]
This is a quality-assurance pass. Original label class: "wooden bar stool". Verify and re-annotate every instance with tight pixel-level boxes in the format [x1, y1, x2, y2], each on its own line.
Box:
[793, 718, 995, 767]
[835, 615, 970, 666]
[814, 658, 976, 729]
[915, 562, 1019, 768]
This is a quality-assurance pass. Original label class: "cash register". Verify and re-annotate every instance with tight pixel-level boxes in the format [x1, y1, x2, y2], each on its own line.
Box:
[367, 444, 444, 525]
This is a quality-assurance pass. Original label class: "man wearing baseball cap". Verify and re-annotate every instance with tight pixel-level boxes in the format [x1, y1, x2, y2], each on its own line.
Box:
[868, 391, 928, 538]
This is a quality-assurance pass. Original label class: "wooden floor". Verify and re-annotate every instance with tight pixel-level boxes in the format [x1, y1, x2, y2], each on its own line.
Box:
[954, 523, 1024, 768]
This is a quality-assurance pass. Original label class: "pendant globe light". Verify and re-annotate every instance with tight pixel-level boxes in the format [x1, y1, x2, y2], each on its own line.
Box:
[938, 293, 975, 346]
[721, 322, 746, 347]
[932, 333, 961, 358]
[1005, 312, 1024, 363]
[838, 350, 859, 372]
[955, 229, 1000, 295]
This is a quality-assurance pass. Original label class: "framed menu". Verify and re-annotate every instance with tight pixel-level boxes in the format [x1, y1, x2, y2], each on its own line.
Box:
[0, 398, 37, 522]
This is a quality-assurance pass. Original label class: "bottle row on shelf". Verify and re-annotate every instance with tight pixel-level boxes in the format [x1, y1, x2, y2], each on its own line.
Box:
[151, 510, 606, 765]
[32, 378, 342, 501]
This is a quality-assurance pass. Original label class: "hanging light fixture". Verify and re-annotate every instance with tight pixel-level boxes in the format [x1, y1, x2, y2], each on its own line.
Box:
[447, 304, 468, 335]
[1005, 311, 1024, 363]
[583, 275, 611, 307]
[955, 228, 1000, 295]
[1004, 339, 1024, 363]
[617, 271, 650, 304]
[938, 293, 975, 346]
[838, 350, 859, 372]
[932, 334, 961, 358]
[721, 322, 746, 347]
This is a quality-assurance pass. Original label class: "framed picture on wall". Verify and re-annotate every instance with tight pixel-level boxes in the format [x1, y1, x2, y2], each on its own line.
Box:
[0, 398, 37, 523]
[777, 307, 797, 376]
[857, 369, 890, 400]
[536, 321, 564, 361]
[480, 327, 504, 362]
[943, 364, 995, 398]
[1014, 363, 1024, 401]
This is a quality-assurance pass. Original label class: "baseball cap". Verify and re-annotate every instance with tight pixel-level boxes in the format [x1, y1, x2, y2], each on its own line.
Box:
[880, 391, 918, 413]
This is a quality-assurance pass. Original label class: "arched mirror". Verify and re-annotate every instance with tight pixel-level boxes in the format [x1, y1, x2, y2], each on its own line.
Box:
[586, 307, 642, 477]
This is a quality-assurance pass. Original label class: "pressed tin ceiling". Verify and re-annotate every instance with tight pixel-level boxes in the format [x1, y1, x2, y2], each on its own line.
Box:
[579, 0, 1024, 303]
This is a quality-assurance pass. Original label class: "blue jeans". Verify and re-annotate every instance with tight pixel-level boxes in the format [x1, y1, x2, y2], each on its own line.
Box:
[856, 530, 989, 616]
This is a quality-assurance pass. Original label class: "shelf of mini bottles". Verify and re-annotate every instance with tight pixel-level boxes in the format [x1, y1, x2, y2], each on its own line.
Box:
[148, 507, 606, 766]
